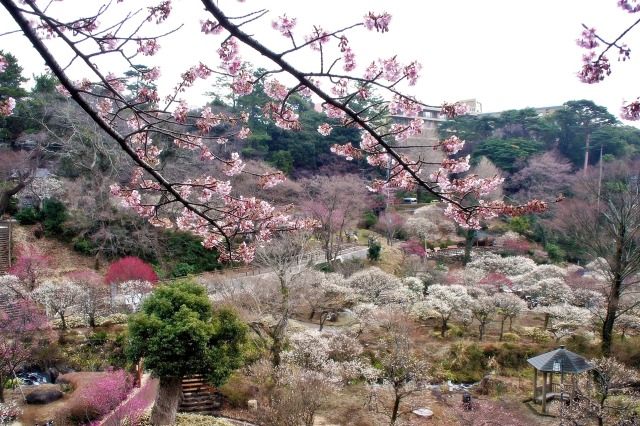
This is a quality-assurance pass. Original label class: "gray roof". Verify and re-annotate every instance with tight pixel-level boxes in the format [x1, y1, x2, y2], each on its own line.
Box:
[527, 346, 595, 374]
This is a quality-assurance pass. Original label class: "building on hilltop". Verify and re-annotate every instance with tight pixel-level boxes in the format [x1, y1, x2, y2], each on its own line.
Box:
[478, 104, 563, 118]
[386, 98, 483, 177]
[458, 99, 483, 115]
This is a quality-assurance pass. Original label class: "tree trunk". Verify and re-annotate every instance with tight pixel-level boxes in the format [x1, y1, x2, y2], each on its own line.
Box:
[601, 276, 622, 357]
[478, 323, 484, 341]
[59, 312, 67, 330]
[390, 393, 401, 425]
[150, 376, 183, 425]
[88, 313, 96, 328]
[543, 313, 550, 330]
[271, 314, 288, 367]
[583, 132, 590, 175]
[440, 318, 448, 338]
[319, 311, 328, 332]
[499, 317, 506, 341]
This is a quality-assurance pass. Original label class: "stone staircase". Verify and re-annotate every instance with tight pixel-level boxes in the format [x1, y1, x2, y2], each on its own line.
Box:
[0, 287, 19, 319]
[178, 375, 222, 416]
[0, 221, 11, 274]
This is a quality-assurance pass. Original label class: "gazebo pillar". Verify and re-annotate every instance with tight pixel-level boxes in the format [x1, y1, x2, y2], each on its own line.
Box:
[542, 371, 548, 413]
[533, 367, 538, 400]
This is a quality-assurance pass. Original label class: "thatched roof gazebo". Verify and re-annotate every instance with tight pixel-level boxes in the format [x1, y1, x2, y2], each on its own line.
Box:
[527, 345, 595, 413]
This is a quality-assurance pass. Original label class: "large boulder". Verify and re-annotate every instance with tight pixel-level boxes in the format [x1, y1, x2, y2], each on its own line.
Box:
[25, 389, 63, 405]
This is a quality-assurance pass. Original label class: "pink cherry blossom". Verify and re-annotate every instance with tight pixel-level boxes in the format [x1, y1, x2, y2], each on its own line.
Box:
[137, 39, 160, 56]
[96, 98, 113, 118]
[578, 52, 611, 83]
[358, 85, 371, 100]
[389, 95, 422, 117]
[364, 61, 380, 80]
[230, 70, 254, 95]
[272, 15, 297, 36]
[259, 171, 286, 189]
[440, 156, 471, 174]
[0, 97, 16, 118]
[379, 56, 402, 81]
[621, 98, 640, 120]
[403, 61, 421, 86]
[0, 56, 8, 73]
[106, 72, 126, 93]
[390, 118, 423, 142]
[618, 0, 640, 13]
[330, 142, 361, 161]
[237, 126, 252, 139]
[331, 79, 348, 97]
[181, 63, 212, 88]
[56, 84, 71, 97]
[438, 135, 465, 155]
[99, 33, 117, 51]
[343, 48, 356, 71]
[70, 17, 99, 34]
[172, 100, 189, 123]
[218, 37, 241, 72]
[265, 79, 289, 100]
[324, 104, 346, 119]
[201, 19, 224, 35]
[223, 152, 245, 176]
[576, 27, 599, 49]
[318, 123, 332, 136]
[136, 87, 159, 104]
[441, 101, 469, 119]
[147, 1, 172, 24]
[363, 12, 392, 32]
[305, 26, 330, 51]
[360, 133, 378, 152]
[263, 103, 301, 130]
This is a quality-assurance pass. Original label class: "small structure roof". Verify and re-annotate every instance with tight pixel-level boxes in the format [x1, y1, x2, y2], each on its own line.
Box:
[527, 345, 595, 374]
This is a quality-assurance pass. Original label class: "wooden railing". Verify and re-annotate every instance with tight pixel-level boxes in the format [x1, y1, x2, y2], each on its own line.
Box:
[536, 383, 573, 396]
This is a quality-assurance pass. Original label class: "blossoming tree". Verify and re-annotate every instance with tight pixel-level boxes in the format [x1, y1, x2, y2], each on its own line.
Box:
[0, 0, 548, 263]
[578, 1, 640, 119]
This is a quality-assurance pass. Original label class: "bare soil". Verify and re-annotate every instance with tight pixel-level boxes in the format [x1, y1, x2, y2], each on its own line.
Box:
[11, 224, 103, 276]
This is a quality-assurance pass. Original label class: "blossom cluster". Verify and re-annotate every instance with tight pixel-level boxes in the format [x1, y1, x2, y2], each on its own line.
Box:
[0, 55, 15, 118]
[618, 0, 640, 13]
[272, 15, 297, 37]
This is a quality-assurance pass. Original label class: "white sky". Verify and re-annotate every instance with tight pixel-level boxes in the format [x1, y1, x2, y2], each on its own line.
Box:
[1, 0, 638, 122]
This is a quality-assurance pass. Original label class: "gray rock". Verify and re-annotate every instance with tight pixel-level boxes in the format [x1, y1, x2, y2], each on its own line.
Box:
[25, 389, 63, 405]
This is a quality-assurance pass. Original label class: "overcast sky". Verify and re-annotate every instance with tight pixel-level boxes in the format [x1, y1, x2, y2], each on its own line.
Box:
[1, 0, 638, 122]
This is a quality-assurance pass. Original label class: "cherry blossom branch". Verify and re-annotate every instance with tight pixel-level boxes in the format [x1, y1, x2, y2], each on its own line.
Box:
[578, 3, 640, 119]
[0, 0, 549, 263]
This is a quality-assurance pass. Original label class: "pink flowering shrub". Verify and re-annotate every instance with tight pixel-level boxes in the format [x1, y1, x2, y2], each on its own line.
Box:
[67, 368, 134, 424]
[104, 257, 158, 285]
